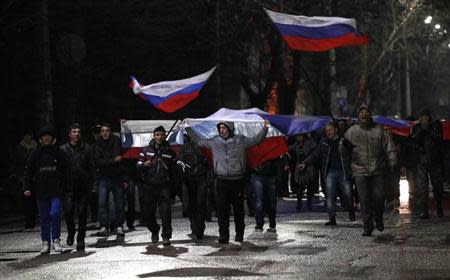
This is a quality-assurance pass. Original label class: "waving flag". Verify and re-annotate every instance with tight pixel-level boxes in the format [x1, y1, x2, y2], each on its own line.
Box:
[265, 9, 368, 52]
[183, 108, 288, 169]
[130, 67, 216, 112]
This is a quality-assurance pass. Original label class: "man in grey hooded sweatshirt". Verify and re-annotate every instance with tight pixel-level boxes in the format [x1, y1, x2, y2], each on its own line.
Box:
[186, 120, 269, 243]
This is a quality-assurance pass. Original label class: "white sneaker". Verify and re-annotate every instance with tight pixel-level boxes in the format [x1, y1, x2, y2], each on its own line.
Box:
[53, 239, 63, 253]
[98, 227, 108, 236]
[116, 227, 125, 237]
[40, 241, 50, 255]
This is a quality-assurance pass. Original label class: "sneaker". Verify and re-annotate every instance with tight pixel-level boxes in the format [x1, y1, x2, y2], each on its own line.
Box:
[269, 219, 276, 230]
[53, 239, 63, 253]
[40, 241, 50, 255]
[67, 232, 75, 246]
[97, 227, 108, 236]
[162, 238, 171, 246]
[76, 240, 85, 252]
[254, 224, 263, 232]
[116, 227, 125, 237]
[375, 224, 384, 232]
[362, 230, 372, 237]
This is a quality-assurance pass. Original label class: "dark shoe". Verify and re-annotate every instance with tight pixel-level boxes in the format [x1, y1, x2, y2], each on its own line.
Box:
[76, 240, 85, 252]
[325, 216, 337, 226]
[235, 233, 244, 242]
[67, 232, 75, 246]
[162, 238, 171, 246]
[376, 224, 384, 232]
[218, 236, 229, 244]
[349, 211, 356, 222]
[269, 220, 276, 230]
[151, 232, 159, 243]
[362, 230, 372, 237]
[437, 205, 444, 217]
[419, 212, 429, 219]
[254, 224, 263, 232]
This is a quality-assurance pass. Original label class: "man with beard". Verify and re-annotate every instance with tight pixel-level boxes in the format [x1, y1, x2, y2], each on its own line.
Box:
[344, 105, 397, 236]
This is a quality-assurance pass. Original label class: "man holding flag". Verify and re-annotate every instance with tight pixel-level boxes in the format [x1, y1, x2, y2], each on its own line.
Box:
[185, 119, 270, 244]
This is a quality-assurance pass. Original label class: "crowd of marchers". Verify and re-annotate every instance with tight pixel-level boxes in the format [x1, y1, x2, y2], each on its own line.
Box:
[8, 105, 449, 254]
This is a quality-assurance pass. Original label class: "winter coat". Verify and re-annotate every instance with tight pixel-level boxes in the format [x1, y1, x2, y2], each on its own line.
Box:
[304, 136, 352, 180]
[411, 121, 443, 167]
[93, 136, 123, 178]
[344, 122, 397, 176]
[24, 144, 64, 199]
[60, 142, 96, 193]
[180, 140, 208, 177]
[186, 121, 268, 180]
[289, 138, 318, 185]
[137, 140, 177, 186]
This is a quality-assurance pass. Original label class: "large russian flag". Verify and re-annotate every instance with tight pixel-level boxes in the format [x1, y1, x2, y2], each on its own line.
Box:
[130, 67, 216, 113]
[265, 9, 368, 52]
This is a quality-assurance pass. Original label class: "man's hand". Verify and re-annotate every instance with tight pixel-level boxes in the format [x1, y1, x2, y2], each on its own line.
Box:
[143, 160, 152, 167]
[114, 155, 122, 162]
[24, 190, 31, 196]
[298, 163, 306, 171]
[263, 120, 270, 128]
[284, 165, 290, 171]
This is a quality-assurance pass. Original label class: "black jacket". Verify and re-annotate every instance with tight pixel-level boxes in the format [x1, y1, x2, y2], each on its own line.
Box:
[180, 140, 208, 177]
[93, 136, 123, 178]
[411, 121, 443, 166]
[60, 142, 96, 193]
[289, 138, 318, 185]
[137, 140, 177, 186]
[24, 144, 64, 199]
[304, 136, 352, 180]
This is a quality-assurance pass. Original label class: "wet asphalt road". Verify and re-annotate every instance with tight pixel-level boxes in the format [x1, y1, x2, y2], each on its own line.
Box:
[1, 198, 449, 280]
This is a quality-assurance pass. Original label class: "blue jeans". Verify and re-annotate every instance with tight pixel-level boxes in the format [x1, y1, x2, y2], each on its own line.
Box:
[37, 197, 61, 242]
[325, 169, 353, 217]
[97, 176, 124, 228]
[250, 174, 277, 226]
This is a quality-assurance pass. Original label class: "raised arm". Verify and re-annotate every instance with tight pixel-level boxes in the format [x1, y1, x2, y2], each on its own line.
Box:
[185, 127, 213, 149]
[243, 121, 269, 148]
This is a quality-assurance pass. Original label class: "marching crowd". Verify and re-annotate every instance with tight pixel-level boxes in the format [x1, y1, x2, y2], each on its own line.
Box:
[9, 105, 448, 254]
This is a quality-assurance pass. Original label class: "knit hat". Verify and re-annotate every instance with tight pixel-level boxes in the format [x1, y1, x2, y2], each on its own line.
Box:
[357, 104, 371, 114]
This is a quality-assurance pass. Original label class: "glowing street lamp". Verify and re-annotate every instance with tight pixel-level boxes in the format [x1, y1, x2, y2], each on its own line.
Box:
[424, 16, 432, 24]
[435, 24, 441, 30]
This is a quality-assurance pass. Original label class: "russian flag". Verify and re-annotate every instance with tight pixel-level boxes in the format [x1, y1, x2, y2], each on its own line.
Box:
[130, 67, 216, 113]
[265, 9, 368, 52]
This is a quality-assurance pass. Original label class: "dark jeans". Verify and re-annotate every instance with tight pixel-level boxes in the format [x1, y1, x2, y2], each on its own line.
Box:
[184, 176, 207, 236]
[97, 176, 124, 229]
[37, 197, 61, 242]
[250, 174, 277, 226]
[354, 175, 385, 232]
[89, 189, 98, 223]
[325, 169, 353, 217]
[125, 180, 136, 228]
[415, 164, 443, 213]
[23, 192, 37, 229]
[142, 184, 172, 239]
[216, 178, 245, 239]
[64, 192, 89, 241]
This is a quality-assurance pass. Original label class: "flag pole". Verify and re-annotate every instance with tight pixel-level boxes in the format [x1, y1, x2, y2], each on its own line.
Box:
[164, 119, 180, 141]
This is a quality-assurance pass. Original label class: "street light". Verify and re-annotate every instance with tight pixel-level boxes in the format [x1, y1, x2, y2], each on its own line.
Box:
[435, 24, 441, 30]
[424, 16, 432, 24]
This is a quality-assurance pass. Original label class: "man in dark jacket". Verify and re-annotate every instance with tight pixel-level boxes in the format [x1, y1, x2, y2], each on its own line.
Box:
[301, 122, 355, 226]
[345, 105, 397, 236]
[137, 126, 177, 246]
[60, 123, 96, 251]
[24, 126, 64, 254]
[186, 120, 269, 244]
[179, 134, 208, 239]
[93, 123, 126, 237]
[411, 109, 444, 218]
[11, 130, 38, 230]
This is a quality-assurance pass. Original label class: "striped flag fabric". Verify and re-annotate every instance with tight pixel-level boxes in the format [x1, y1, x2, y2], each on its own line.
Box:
[265, 8, 368, 52]
[130, 67, 215, 112]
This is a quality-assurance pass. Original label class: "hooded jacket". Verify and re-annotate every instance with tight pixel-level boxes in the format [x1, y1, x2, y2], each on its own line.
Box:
[411, 120, 443, 166]
[186, 121, 268, 180]
[344, 121, 397, 176]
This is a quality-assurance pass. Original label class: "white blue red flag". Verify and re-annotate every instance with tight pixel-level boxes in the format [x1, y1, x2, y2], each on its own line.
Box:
[130, 67, 216, 112]
[265, 9, 368, 52]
